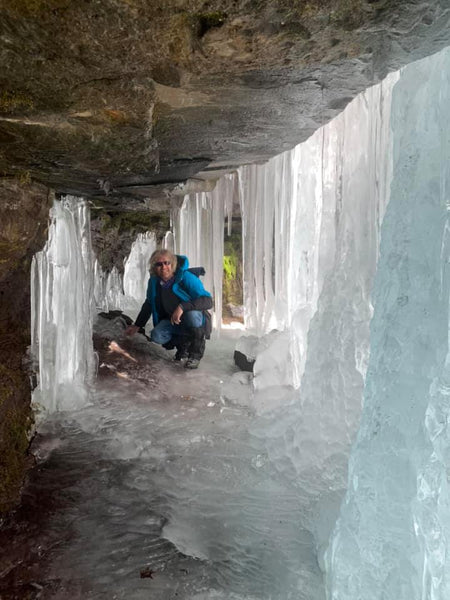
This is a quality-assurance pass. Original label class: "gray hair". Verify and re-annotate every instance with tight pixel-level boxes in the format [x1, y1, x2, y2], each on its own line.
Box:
[149, 249, 177, 276]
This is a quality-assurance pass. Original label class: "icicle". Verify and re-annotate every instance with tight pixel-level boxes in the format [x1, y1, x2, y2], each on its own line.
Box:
[163, 230, 175, 251]
[93, 231, 157, 320]
[172, 175, 238, 331]
[123, 231, 157, 312]
[237, 71, 399, 389]
[105, 266, 125, 311]
[31, 196, 96, 415]
[224, 174, 235, 237]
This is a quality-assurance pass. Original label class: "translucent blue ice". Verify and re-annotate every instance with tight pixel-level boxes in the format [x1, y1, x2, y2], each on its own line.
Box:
[326, 47, 450, 600]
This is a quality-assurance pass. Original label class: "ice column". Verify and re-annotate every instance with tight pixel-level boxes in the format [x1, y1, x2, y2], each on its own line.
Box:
[326, 48, 450, 600]
[239, 72, 398, 388]
[173, 174, 237, 329]
[94, 266, 124, 312]
[94, 231, 157, 320]
[31, 196, 96, 414]
[123, 231, 157, 314]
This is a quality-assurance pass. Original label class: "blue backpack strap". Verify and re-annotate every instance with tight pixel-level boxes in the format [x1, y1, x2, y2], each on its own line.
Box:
[187, 267, 206, 277]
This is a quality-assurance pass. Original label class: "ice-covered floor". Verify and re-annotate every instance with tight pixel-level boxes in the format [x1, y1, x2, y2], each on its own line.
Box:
[2, 326, 330, 600]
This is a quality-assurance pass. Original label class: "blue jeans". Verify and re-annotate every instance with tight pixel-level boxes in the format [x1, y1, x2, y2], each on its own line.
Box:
[150, 311, 204, 345]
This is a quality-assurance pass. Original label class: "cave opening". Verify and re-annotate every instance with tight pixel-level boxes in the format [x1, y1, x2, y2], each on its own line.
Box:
[1, 25, 450, 600]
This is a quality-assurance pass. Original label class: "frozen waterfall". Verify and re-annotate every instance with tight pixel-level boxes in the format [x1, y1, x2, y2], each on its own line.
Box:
[31, 196, 96, 414]
[237, 71, 397, 391]
[326, 46, 450, 600]
[26, 45, 450, 600]
[166, 45, 450, 599]
[94, 231, 157, 319]
[123, 232, 158, 307]
[172, 174, 236, 331]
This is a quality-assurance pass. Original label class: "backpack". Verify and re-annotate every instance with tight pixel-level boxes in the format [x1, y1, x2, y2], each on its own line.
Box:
[185, 266, 211, 339]
[187, 267, 206, 277]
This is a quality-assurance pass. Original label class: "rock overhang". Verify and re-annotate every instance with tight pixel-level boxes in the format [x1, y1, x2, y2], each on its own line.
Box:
[1, 0, 450, 204]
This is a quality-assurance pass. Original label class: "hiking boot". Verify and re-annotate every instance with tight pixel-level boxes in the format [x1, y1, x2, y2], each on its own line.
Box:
[174, 348, 189, 361]
[185, 358, 200, 369]
[162, 340, 176, 350]
[187, 328, 206, 358]
[173, 337, 190, 361]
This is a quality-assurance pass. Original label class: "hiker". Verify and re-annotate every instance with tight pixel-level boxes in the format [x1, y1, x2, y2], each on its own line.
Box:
[125, 249, 212, 369]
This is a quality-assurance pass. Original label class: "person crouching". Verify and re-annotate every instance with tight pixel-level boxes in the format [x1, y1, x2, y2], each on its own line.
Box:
[125, 249, 212, 369]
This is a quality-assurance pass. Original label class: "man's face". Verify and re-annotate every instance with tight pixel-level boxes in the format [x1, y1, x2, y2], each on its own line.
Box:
[154, 255, 174, 281]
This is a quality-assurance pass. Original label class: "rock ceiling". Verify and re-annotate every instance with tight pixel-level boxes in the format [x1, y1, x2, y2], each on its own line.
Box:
[1, 0, 450, 208]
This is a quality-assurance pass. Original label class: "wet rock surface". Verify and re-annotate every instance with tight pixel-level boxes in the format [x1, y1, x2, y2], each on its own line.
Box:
[93, 313, 172, 386]
[0, 321, 245, 599]
[0, 313, 205, 598]
[0, 179, 52, 513]
[0, 318, 345, 599]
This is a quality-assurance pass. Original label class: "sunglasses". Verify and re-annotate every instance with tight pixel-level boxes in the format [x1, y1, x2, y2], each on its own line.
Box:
[154, 260, 171, 268]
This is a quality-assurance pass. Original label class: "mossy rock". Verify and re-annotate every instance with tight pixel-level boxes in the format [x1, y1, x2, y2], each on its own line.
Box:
[91, 209, 170, 272]
[97, 211, 170, 235]
[0, 367, 33, 513]
[222, 225, 243, 307]
[3, 0, 69, 15]
[194, 11, 227, 37]
[330, 0, 365, 30]
[0, 90, 34, 114]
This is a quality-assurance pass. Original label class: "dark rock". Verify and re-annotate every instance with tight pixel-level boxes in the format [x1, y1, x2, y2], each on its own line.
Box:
[0, 0, 449, 200]
[140, 567, 156, 579]
[98, 311, 134, 325]
[90, 210, 170, 272]
[0, 179, 52, 512]
[234, 350, 255, 373]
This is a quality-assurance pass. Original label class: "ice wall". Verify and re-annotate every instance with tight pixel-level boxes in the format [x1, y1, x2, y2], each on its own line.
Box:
[326, 48, 450, 599]
[238, 72, 398, 390]
[94, 231, 157, 320]
[172, 174, 236, 330]
[123, 231, 157, 306]
[94, 264, 123, 312]
[95, 174, 235, 330]
[31, 196, 96, 414]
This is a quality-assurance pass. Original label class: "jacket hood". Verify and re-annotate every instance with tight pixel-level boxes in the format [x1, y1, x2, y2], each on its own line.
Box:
[175, 254, 189, 276]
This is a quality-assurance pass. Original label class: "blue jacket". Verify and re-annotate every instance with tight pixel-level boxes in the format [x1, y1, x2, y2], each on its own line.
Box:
[145, 255, 212, 327]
